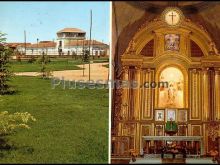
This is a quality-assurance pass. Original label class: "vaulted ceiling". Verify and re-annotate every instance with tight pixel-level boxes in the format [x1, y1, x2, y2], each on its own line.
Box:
[112, 1, 220, 56]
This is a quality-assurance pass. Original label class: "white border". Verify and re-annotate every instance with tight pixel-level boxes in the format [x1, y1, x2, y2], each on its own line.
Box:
[108, 1, 112, 164]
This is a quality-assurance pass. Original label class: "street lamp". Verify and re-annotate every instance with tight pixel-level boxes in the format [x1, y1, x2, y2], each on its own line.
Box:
[24, 30, 26, 56]
[37, 38, 39, 56]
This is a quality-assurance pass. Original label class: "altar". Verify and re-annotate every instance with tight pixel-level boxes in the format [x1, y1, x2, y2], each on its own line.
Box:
[141, 136, 204, 156]
[111, 3, 220, 160]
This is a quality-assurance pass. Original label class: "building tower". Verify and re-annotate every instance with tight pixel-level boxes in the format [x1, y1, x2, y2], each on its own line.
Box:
[56, 28, 86, 55]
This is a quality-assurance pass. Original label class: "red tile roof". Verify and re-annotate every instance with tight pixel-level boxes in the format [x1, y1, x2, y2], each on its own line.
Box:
[66, 40, 108, 47]
[6, 40, 108, 49]
[57, 28, 86, 34]
[26, 41, 56, 48]
[5, 43, 31, 48]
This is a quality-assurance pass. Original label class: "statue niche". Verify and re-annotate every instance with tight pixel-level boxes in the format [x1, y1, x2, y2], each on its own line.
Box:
[159, 67, 184, 108]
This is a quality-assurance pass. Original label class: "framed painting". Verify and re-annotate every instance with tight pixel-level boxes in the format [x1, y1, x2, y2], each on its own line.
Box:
[165, 34, 180, 51]
[155, 109, 165, 121]
[166, 108, 177, 121]
[178, 109, 187, 122]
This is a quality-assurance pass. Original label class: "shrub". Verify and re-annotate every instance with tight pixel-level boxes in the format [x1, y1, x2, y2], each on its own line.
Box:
[38, 52, 52, 79]
[0, 111, 36, 136]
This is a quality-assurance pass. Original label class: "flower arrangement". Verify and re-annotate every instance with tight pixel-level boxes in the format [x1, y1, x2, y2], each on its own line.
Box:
[165, 118, 178, 136]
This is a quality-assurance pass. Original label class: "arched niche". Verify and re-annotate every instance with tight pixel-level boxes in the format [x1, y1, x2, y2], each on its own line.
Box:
[155, 62, 188, 109]
[158, 67, 184, 108]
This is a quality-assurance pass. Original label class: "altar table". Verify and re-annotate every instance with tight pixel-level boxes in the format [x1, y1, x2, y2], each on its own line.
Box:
[141, 136, 204, 155]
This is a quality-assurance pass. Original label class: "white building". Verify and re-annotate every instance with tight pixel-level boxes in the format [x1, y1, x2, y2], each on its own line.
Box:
[10, 28, 109, 57]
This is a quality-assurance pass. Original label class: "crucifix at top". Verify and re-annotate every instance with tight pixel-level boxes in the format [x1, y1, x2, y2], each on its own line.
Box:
[169, 12, 176, 24]
[164, 9, 181, 26]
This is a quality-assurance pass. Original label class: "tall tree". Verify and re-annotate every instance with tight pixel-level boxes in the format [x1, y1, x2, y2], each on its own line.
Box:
[0, 32, 14, 95]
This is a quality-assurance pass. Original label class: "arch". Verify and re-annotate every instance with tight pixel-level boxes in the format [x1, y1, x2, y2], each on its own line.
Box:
[124, 18, 213, 57]
[155, 62, 188, 109]
[148, 53, 192, 68]
[158, 67, 184, 108]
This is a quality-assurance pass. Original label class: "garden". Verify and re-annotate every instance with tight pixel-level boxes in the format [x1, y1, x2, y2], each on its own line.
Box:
[0, 33, 109, 163]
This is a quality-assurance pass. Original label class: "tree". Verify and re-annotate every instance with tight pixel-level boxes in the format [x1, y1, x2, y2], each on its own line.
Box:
[82, 49, 89, 62]
[0, 32, 15, 95]
[38, 51, 51, 79]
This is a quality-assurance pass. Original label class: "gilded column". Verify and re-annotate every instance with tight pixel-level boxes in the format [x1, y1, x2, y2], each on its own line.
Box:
[129, 68, 135, 120]
[214, 68, 220, 120]
[209, 67, 215, 121]
[189, 69, 202, 120]
[133, 66, 142, 153]
[141, 68, 154, 120]
[121, 66, 130, 120]
[202, 68, 209, 121]
[133, 66, 141, 120]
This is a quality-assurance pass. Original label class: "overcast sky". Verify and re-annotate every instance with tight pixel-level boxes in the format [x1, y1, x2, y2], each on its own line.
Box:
[0, 1, 110, 44]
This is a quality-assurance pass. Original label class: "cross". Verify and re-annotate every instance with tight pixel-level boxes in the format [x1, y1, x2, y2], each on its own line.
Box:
[169, 12, 176, 24]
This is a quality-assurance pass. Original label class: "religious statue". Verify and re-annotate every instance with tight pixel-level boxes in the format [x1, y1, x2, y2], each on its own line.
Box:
[159, 67, 184, 108]
[125, 39, 136, 54]
[165, 118, 178, 136]
[167, 83, 176, 106]
[209, 41, 219, 55]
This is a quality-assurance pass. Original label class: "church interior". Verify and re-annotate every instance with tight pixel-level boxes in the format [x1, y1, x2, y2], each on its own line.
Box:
[111, 1, 220, 164]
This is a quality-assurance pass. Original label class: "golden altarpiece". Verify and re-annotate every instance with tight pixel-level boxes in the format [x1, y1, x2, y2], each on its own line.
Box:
[111, 7, 220, 157]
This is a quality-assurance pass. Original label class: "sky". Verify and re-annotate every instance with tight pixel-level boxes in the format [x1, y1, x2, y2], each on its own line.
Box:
[0, 1, 110, 44]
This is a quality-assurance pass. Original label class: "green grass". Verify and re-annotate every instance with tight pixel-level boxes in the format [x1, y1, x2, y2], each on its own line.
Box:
[10, 59, 82, 72]
[102, 64, 109, 68]
[11, 57, 109, 72]
[0, 76, 108, 163]
[91, 57, 109, 63]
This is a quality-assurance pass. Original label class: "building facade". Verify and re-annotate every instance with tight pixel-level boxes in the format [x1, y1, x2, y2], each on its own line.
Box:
[9, 28, 109, 57]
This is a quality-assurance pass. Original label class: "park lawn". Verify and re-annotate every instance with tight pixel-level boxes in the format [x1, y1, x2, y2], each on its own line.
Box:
[10, 59, 82, 72]
[11, 57, 109, 72]
[0, 76, 108, 163]
[91, 57, 109, 63]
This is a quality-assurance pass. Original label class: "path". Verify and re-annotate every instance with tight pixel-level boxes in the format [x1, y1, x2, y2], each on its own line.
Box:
[15, 62, 109, 84]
